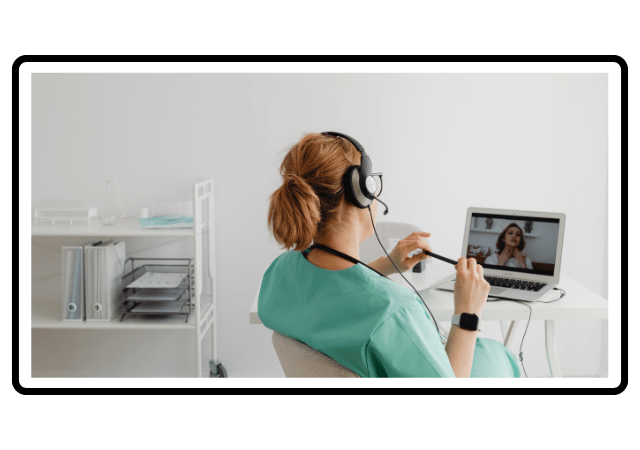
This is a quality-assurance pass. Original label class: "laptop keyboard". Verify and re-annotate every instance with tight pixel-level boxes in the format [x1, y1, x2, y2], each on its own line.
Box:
[484, 276, 547, 292]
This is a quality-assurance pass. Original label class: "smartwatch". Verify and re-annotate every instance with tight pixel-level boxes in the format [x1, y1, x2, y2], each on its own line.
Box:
[451, 313, 482, 331]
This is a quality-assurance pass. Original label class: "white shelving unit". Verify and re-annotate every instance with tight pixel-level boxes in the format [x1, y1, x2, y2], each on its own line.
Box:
[31, 178, 223, 378]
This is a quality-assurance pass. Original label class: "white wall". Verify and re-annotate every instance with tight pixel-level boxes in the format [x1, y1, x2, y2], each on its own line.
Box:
[31, 73, 607, 377]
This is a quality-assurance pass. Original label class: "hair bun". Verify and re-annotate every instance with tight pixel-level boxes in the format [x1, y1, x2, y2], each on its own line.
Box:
[268, 172, 321, 251]
[283, 172, 306, 187]
[283, 173, 317, 200]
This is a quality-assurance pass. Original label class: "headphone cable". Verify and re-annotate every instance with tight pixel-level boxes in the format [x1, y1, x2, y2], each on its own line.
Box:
[487, 297, 531, 378]
[487, 288, 565, 378]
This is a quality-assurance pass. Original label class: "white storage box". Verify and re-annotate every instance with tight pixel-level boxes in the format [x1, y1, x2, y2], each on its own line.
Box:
[34, 201, 98, 226]
[152, 200, 193, 217]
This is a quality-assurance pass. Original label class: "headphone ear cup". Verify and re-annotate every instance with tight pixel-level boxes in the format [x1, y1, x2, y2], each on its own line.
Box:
[343, 166, 371, 209]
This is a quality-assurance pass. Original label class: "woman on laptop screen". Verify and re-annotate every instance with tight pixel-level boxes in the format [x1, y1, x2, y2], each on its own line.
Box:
[484, 223, 534, 270]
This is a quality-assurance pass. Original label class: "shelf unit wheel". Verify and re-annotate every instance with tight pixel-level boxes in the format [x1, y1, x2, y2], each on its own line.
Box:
[210, 360, 226, 378]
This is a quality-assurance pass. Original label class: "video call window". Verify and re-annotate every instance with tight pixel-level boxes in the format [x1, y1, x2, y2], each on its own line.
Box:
[467, 213, 560, 276]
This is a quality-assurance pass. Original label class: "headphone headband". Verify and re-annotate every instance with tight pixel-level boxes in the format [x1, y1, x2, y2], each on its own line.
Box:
[321, 131, 371, 176]
[321, 131, 367, 156]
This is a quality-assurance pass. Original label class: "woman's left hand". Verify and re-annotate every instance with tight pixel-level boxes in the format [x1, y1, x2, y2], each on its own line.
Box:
[513, 249, 527, 268]
[382, 231, 433, 274]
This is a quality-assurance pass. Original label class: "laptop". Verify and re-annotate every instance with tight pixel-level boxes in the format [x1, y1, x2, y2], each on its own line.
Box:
[435, 207, 566, 301]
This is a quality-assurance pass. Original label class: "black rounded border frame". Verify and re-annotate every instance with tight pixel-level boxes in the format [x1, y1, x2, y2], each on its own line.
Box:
[14, 55, 628, 395]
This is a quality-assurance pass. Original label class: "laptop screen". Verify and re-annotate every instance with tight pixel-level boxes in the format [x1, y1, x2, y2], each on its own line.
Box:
[467, 213, 561, 277]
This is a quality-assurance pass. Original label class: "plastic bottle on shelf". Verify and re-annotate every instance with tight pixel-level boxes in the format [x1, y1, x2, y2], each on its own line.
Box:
[101, 178, 128, 225]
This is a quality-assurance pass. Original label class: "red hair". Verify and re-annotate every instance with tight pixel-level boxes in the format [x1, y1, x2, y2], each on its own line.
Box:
[267, 133, 359, 251]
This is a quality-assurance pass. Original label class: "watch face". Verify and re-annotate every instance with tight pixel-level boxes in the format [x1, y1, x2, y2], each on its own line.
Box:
[460, 313, 479, 330]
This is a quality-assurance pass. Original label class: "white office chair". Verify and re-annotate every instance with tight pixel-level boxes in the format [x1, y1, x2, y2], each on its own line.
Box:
[272, 331, 361, 378]
[359, 221, 424, 263]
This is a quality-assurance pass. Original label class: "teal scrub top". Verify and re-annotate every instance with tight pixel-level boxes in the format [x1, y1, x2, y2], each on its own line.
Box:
[258, 250, 521, 378]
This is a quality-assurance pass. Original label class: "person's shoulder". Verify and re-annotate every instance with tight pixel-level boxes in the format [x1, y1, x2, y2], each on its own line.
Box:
[263, 250, 300, 275]
[274, 250, 300, 264]
[258, 251, 301, 301]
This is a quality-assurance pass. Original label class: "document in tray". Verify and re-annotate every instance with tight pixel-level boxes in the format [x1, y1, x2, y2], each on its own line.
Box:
[127, 287, 187, 302]
[126, 272, 187, 289]
[130, 301, 187, 314]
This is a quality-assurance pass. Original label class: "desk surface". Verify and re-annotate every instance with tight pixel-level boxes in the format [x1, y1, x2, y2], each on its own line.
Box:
[249, 262, 608, 324]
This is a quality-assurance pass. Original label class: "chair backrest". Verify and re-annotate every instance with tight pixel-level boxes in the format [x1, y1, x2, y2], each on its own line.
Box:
[271, 331, 361, 378]
[359, 221, 424, 263]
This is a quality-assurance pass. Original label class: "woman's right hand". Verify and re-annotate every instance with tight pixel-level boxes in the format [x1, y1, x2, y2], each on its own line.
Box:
[453, 257, 490, 316]
[497, 247, 513, 266]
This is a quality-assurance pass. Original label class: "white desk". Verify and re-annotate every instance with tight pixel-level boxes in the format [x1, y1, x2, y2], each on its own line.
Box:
[250, 263, 608, 378]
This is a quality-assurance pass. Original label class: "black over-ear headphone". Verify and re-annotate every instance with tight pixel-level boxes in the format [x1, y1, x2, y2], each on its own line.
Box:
[321, 131, 387, 214]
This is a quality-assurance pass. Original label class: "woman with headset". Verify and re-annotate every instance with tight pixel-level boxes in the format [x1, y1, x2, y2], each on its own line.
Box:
[258, 132, 521, 377]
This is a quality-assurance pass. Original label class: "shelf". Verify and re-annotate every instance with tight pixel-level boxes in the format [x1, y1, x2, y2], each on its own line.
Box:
[32, 298, 214, 330]
[31, 178, 218, 377]
[469, 227, 539, 238]
[31, 218, 198, 237]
